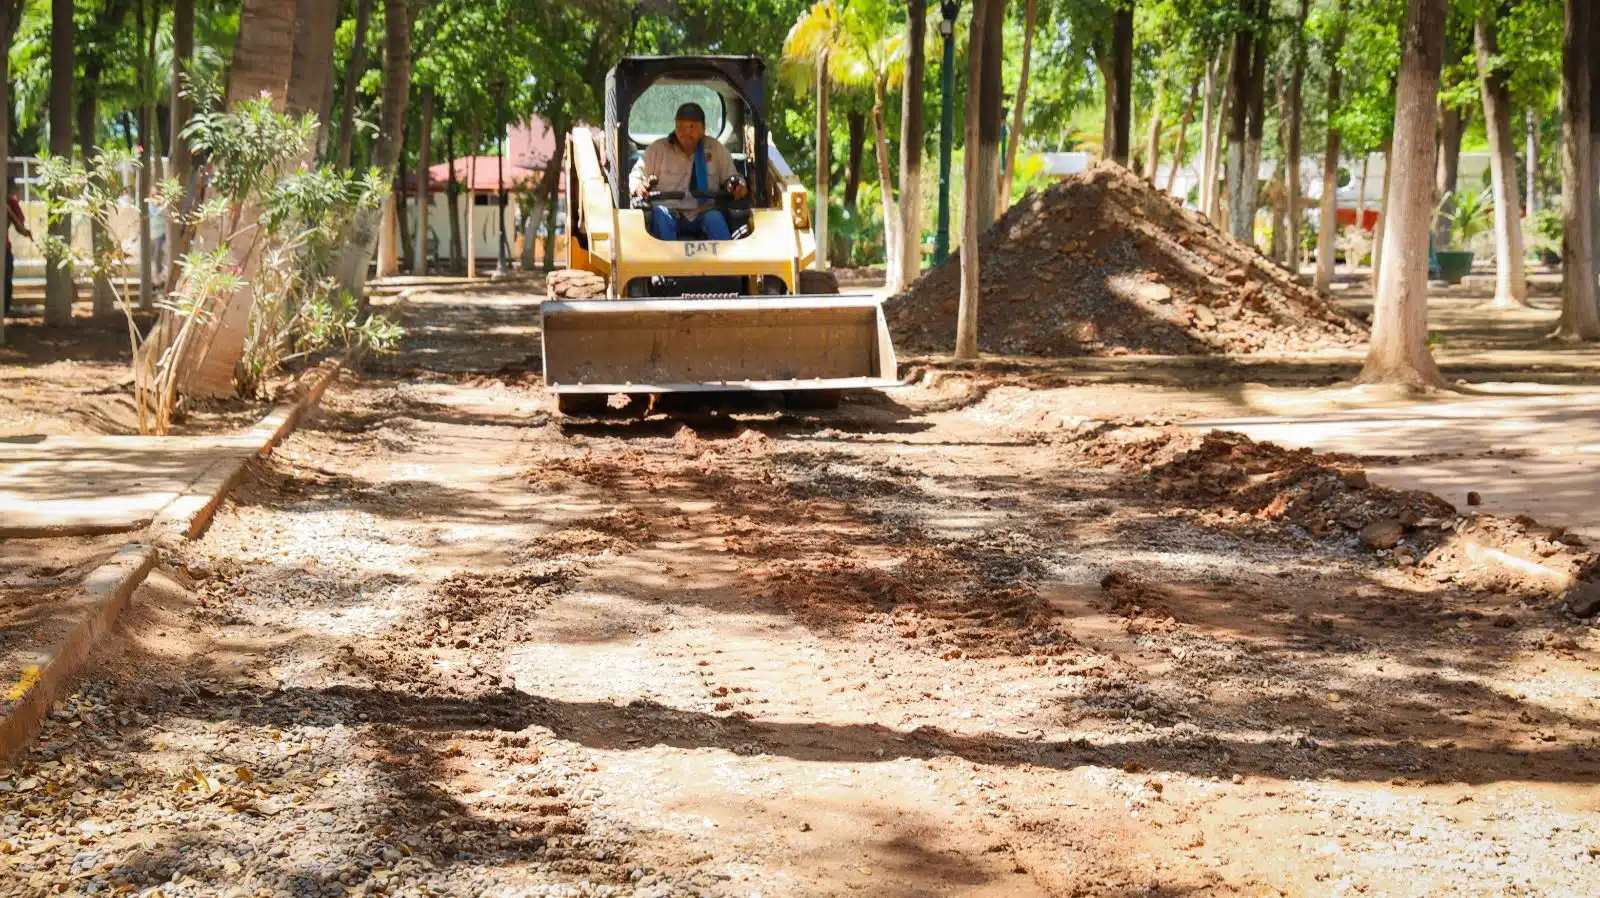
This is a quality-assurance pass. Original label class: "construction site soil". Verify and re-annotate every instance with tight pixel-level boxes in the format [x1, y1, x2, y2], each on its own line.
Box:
[888, 162, 1368, 357]
[6, 289, 1599, 898]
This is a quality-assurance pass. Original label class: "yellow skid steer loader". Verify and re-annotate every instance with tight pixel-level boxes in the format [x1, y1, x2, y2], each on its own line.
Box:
[542, 56, 897, 414]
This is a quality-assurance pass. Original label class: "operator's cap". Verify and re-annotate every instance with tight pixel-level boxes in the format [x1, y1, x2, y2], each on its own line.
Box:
[674, 102, 706, 123]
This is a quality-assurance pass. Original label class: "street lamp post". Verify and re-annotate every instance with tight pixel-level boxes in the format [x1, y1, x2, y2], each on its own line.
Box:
[494, 85, 511, 278]
[933, 0, 959, 266]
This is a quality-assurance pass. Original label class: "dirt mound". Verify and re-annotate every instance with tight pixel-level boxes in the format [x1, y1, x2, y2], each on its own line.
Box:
[887, 162, 1366, 356]
[1073, 426, 1600, 604]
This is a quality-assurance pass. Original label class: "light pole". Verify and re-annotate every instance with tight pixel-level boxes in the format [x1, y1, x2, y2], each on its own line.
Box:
[933, 0, 959, 266]
[494, 84, 511, 278]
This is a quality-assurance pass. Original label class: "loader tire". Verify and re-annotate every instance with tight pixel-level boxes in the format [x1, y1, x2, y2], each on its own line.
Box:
[783, 389, 842, 411]
[547, 269, 608, 300]
[797, 269, 841, 295]
[556, 393, 608, 416]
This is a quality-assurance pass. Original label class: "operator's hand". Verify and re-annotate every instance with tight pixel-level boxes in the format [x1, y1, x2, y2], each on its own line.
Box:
[731, 180, 749, 201]
[632, 176, 655, 200]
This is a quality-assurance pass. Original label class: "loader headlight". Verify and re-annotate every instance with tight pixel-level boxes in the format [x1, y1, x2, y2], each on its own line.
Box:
[790, 188, 811, 230]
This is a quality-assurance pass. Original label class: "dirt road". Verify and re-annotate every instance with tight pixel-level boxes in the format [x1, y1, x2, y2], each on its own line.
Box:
[6, 289, 1598, 897]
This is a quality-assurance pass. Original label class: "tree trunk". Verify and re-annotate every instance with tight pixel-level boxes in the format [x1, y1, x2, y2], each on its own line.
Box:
[1199, 49, 1221, 213]
[1358, 0, 1449, 388]
[1371, 137, 1393, 283]
[339, 0, 414, 294]
[414, 86, 433, 276]
[166, 0, 194, 291]
[975, 0, 1007, 227]
[1558, 0, 1600, 339]
[813, 52, 830, 271]
[138, 0, 160, 312]
[396, 135, 413, 274]
[1225, 18, 1254, 240]
[540, 124, 566, 271]
[288, 0, 337, 122]
[842, 109, 866, 210]
[0, 0, 19, 345]
[1526, 108, 1539, 214]
[1270, 71, 1289, 263]
[446, 126, 462, 273]
[1475, 10, 1528, 308]
[897, 0, 927, 290]
[1240, 0, 1270, 247]
[956, 0, 990, 359]
[45, 0, 77, 327]
[998, 0, 1035, 206]
[1099, 58, 1116, 159]
[1433, 101, 1464, 244]
[336, 0, 374, 170]
[872, 78, 901, 291]
[1144, 79, 1165, 181]
[467, 143, 477, 278]
[1590, 0, 1600, 323]
[1110, 3, 1134, 168]
[1165, 83, 1197, 193]
[78, 63, 118, 319]
[1286, 0, 1310, 271]
[176, 0, 298, 398]
[225, 0, 295, 106]
[1314, 0, 1346, 293]
[1206, 46, 1234, 223]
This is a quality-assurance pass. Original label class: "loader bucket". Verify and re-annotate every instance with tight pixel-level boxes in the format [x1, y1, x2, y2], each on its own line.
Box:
[540, 295, 898, 394]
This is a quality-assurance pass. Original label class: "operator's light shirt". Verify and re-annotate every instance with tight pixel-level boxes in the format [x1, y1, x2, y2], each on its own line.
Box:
[628, 134, 737, 217]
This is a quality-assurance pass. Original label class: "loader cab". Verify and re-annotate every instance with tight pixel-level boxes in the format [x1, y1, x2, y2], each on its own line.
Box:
[604, 56, 779, 217]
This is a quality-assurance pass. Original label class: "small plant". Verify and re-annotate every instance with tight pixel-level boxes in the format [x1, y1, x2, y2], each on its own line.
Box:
[1439, 188, 1492, 251]
[36, 148, 158, 431]
[1524, 208, 1562, 262]
[37, 93, 403, 434]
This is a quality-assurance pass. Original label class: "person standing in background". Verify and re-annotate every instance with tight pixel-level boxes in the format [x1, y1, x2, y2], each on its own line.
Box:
[6, 191, 31, 317]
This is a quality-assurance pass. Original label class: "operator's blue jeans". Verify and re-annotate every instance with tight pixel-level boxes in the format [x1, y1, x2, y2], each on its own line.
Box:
[648, 205, 731, 241]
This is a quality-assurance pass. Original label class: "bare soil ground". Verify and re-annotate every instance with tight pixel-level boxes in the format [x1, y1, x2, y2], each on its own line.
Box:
[0, 303, 274, 438]
[4, 288, 1597, 897]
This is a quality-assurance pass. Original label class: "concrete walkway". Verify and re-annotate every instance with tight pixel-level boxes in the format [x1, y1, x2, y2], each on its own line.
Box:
[1187, 385, 1600, 542]
[0, 433, 261, 537]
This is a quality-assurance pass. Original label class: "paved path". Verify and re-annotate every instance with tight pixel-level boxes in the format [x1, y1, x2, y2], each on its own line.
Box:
[0, 433, 258, 536]
[1188, 386, 1600, 541]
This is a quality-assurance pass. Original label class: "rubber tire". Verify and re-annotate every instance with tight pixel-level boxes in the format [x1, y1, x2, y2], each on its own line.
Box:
[547, 269, 608, 300]
[556, 393, 608, 416]
[784, 389, 842, 411]
[797, 269, 841, 295]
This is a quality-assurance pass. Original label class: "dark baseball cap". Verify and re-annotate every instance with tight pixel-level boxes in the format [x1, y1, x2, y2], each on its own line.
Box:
[674, 102, 706, 123]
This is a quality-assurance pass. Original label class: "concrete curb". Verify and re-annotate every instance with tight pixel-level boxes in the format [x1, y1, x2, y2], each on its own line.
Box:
[0, 358, 345, 766]
[151, 356, 344, 542]
[0, 544, 157, 766]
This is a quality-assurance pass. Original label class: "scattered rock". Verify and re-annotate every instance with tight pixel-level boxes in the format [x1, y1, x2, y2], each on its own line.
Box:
[1567, 580, 1600, 618]
[1359, 518, 1405, 550]
[1468, 491, 1483, 506]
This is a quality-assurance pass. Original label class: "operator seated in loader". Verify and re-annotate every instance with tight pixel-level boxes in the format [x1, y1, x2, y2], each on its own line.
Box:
[628, 101, 749, 241]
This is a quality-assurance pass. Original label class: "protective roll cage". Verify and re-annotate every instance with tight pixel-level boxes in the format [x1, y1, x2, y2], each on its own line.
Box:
[602, 56, 773, 211]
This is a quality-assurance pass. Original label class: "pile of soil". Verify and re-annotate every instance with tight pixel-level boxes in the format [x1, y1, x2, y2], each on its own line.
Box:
[1073, 425, 1600, 606]
[888, 162, 1367, 356]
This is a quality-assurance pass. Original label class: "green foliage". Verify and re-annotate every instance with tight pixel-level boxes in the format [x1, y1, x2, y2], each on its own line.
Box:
[1523, 207, 1562, 260]
[183, 95, 319, 208]
[1439, 187, 1491, 250]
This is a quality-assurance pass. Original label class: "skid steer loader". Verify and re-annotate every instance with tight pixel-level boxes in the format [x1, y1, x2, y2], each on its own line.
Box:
[542, 55, 897, 414]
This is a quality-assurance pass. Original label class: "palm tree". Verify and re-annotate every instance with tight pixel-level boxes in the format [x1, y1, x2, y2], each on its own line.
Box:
[832, 5, 906, 290]
[783, 0, 847, 273]
[0, 0, 22, 345]
[46, 0, 78, 327]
